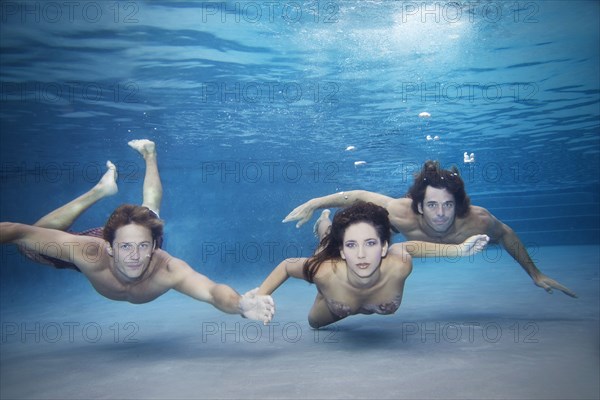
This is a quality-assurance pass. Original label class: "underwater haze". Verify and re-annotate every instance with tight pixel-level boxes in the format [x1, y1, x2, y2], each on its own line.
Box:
[1, 1, 599, 399]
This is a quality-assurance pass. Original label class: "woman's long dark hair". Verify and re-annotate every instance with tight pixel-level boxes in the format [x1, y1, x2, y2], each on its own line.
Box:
[303, 202, 391, 283]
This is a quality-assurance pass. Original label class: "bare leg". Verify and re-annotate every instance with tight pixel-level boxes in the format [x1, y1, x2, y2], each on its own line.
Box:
[33, 161, 118, 231]
[128, 139, 162, 215]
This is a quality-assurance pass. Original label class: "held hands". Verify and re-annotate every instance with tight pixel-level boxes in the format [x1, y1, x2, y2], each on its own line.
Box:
[282, 201, 315, 228]
[239, 288, 275, 324]
[460, 234, 490, 256]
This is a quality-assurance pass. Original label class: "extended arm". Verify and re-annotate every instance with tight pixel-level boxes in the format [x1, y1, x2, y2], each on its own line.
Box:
[257, 257, 307, 295]
[495, 222, 577, 297]
[467, 208, 577, 298]
[169, 258, 275, 322]
[283, 191, 395, 228]
[1, 222, 73, 249]
[391, 234, 490, 258]
[0, 222, 103, 271]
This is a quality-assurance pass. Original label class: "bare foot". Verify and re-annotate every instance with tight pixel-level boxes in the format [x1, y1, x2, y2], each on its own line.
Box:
[94, 161, 118, 197]
[128, 139, 156, 159]
[313, 209, 331, 239]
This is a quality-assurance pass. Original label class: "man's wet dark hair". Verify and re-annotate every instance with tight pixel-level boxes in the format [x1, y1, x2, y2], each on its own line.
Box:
[407, 160, 470, 217]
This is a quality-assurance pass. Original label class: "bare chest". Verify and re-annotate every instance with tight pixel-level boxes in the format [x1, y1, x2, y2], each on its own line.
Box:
[87, 270, 168, 304]
[320, 278, 404, 318]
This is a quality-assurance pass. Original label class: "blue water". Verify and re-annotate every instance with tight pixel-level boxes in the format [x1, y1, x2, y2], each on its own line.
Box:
[1, 1, 599, 399]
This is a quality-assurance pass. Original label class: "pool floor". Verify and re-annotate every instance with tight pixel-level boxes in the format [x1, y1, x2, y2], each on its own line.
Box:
[1, 245, 598, 400]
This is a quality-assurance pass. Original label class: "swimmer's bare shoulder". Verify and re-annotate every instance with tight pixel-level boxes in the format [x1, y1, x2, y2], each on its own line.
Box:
[386, 197, 413, 216]
[151, 249, 187, 284]
[456, 205, 501, 237]
[382, 251, 412, 281]
[312, 260, 338, 288]
[75, 236, 112, 273]
[386, 198, 418, 230]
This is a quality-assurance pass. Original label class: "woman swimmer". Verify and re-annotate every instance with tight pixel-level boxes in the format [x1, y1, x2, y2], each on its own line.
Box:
[258, 202, 488, 328]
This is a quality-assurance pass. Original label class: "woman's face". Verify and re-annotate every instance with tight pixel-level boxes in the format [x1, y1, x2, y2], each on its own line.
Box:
[340, 221, 388, 280]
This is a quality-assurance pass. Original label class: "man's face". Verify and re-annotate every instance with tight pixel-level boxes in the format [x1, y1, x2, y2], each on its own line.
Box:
[110, 223, 155, 281]
[418, 186, 456, 234]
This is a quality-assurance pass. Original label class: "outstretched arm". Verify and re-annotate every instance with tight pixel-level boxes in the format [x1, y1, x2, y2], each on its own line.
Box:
[495, 222, 577, 298]
[257, 258, 308, 295]
[169, 258, 275, 323]
[283, 191, 395, 228]
[391, 234, 490, 258]
[0, 222, 104, 271]
[469, 207, 577, 298]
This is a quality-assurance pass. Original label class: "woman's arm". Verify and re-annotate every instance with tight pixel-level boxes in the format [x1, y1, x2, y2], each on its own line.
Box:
[257, 257, 308, 295]
[390, 234, 490, 258]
